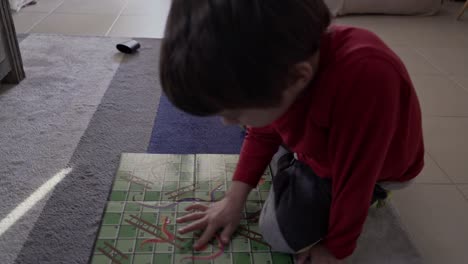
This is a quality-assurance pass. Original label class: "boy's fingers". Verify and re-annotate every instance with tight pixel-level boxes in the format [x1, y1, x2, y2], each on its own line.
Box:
[220, 224, 236, 244]
[185, 203, 209, 212]
[178, 218, 207, 234]
[194, 224, 218, 250]
[176, 212, 205, 223]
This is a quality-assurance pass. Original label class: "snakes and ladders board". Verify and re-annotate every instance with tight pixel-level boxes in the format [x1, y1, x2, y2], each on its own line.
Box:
[91, 153, 293, 264]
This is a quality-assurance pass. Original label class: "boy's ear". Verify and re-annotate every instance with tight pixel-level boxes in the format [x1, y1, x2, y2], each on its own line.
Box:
[286, 60, 315, 95]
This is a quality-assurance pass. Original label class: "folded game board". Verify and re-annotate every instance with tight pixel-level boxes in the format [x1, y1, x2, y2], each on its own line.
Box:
[90, 153, 293, 264]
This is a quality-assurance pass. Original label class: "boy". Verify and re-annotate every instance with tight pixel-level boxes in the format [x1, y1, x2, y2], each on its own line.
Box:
[159, 0, 424, 263]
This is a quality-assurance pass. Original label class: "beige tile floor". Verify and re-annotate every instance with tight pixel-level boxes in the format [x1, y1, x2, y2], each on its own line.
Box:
[11, 0, 468, 263]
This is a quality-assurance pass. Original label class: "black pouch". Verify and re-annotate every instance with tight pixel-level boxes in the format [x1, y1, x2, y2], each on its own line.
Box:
[273, 153, 332, 251]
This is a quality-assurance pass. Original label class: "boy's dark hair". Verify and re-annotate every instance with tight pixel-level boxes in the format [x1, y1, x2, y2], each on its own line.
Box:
[160, 0, 331, 116]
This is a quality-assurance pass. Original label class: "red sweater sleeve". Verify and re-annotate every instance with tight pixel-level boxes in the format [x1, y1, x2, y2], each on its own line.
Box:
[232, 126, 282, 187]
[324, 57, 401, 259]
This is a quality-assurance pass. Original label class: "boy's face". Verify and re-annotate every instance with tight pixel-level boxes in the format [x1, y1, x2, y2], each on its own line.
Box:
[220, 106, 290, 128]
[219, 56, 318, 128]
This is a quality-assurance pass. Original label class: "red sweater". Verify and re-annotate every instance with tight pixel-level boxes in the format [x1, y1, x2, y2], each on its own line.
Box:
[233, 25, 424, 259]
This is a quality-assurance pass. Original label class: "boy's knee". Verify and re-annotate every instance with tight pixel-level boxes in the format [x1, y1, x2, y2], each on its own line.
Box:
[258, 198, 295, 253]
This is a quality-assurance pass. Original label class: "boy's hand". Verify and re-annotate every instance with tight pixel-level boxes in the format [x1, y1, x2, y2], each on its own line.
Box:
[176, 181, 251, 250]
[296, 244, 345, 264]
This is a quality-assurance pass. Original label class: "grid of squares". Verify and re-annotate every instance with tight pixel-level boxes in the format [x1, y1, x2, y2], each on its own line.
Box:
[91, 154, 292, 264]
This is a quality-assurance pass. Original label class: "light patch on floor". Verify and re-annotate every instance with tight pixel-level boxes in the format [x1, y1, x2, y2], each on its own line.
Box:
[0, 168, 72, 237]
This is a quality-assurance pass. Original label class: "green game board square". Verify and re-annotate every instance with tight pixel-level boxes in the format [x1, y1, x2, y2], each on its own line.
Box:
[181, 163, 193, 171]
[167, 163, 181, 171]
[212, 191, 225, 201]
[121, 213, 137, 225]
[194, 191, 210, 200]
[165, 172, 180, 180]
[253, 252, 272, 263]
[94, 239, 116, 252]
[161, 193, 174, 200]
[233, 252, 251, 264]
[248, 224, 261, 233]
[130, 182, 146, 191]
[141, 204, 158, 212]
[210, 174, 223, 181]
[102, 213, 121, 225]
[105, 201, 125, 212]
[196, 181, 210, 191]
[110, 191, 128, 201]
[225, 162, 237, 171]
[127, 191, 144, 201]
[177, 191, 196, 199]
[158, 213, 176, 226]
[118, 225, 137, 238]
[245, 202, 262, 213]
[175, 239, 194, 253]
[153, 253, 172, 264]
[162, 181, 178, 191]
[90, 254, 109, 264]
[98, 225, 118, 239]
[247, 191, 260, 201]
[239, 219, 248, 225]
[124, 202, 141, 212]
[259, 181, 272, 191]
[232, 238, 250, 252]
[223, 242, 232, 252]
[180, 172, 193, 181]
[119, 255, 133, 264]
[116, 239, 136, 253]
[113, 180, 129, 190]
[137, 230, 154, 238]
[116, 171, 132, 180]
[194, 259, 212, 264]
[260, 191, 270, 201]
[212, 181, 226, 191]
[155, 243, 174, 253]
[140, 212, 157, 224]
[144, 191, 160, 201]
[164, 225, 175, 235]
[251, 240, 270, 252]
[271, 253, 293, 264]
[179, 181, 194, 188]
[174, 253, 192, 264]
[214, 253, 232, 264]
[133, 254, 152, 264]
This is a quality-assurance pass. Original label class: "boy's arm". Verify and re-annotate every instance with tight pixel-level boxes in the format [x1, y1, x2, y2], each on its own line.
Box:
[324, 57, 402, 259]
[233, 126, 282, 187]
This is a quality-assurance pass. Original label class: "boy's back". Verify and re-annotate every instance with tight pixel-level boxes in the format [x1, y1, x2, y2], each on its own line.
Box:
[233, 25, 424, 258]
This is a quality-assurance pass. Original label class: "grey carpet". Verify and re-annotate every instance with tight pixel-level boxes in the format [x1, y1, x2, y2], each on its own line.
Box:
[0, 34, 127, 263]
[350, 204, 422, 263]
[0, 35, 162, 263]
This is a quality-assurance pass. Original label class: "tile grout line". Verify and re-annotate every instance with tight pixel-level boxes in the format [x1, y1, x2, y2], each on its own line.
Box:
[24, 0, 66, 33]
[446, 75, 468, 94]
[424, 151, 455, 185]
[105, 0, 130, 37]
[413, 47, 449, 76]
[455, 185, 468, 202]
